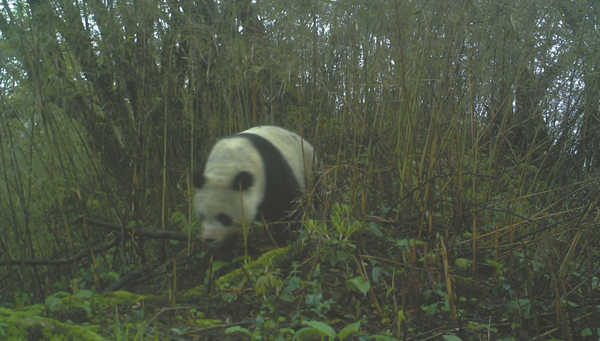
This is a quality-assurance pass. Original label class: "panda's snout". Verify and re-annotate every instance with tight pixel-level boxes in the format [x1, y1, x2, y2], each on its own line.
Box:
[200, 223, 229, 249]
[202, 238, 222, 250]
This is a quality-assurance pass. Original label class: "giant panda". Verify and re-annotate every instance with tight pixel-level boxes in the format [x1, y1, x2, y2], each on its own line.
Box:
[193, 126, 318, 249]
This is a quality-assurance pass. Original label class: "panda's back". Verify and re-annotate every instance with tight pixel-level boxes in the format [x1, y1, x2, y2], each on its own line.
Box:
[241, 126, 315, 187]
[235, 126, 315, 221]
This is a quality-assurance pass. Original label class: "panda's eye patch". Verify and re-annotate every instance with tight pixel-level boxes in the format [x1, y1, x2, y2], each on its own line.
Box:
[216, 213, 232, 226]
[232, 171, 253, 191]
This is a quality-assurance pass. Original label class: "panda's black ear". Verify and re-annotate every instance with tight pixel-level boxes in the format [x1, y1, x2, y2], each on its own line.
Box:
[233, 171, 253, 191]
[193, 169, 205, 189]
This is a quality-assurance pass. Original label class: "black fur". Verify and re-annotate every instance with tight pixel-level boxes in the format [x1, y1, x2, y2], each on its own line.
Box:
[231, 133, 302, 222]
[232, 171, 253, 191]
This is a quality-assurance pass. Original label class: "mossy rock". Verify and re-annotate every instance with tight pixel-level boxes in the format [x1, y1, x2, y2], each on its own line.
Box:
[216, 244, 299, 287]
[0, 307, 106, 341]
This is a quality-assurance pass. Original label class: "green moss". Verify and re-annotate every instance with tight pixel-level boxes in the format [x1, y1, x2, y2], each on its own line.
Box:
[216, 244, 297, 287]
[193, 319, 223, 328]
[90, 291, 148, 318]
[179, 285, 206, 301]
[101, 291, 148, 306]
[11, 304, 46, 316]
[0, 308, 106, 341]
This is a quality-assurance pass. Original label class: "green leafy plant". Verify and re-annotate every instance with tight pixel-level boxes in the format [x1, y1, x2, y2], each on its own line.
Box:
[44, 290, 94, 319]
[293, 320, 363, 341]
[346, 276, 370, 297]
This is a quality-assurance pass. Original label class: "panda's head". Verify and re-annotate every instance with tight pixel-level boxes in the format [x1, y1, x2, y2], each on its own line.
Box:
[193, 136, 266, 248]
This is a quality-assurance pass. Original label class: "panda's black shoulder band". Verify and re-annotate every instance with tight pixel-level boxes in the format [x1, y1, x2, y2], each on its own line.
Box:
[235, 132, 301, 221]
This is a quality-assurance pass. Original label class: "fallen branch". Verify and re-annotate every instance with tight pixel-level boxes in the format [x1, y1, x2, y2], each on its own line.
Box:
[0, 218, 190, 267]
[77, 217, 188, 241]
[0, 236, 121, 266]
